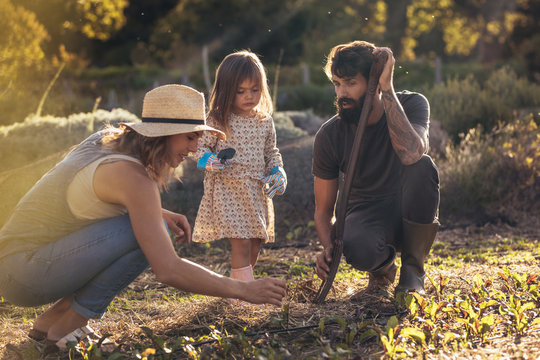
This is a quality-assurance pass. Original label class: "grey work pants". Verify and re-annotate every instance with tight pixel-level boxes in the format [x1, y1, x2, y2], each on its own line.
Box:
[342, 155, 440, 272]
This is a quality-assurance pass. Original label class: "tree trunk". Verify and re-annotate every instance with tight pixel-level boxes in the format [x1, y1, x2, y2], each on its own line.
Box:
[384, 0, 411, 57]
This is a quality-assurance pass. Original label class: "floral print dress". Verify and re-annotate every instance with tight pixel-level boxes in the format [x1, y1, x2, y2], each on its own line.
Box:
[192, 111, 283, 242]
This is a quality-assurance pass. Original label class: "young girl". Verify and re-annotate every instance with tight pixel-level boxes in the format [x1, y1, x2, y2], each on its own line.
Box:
[193, 50, 287, 290]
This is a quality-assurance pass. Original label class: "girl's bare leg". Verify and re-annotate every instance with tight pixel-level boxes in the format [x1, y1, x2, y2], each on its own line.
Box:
[229, 238, 251, 269]
[250, 238, 263, 268]
[228, 238, 265, 306]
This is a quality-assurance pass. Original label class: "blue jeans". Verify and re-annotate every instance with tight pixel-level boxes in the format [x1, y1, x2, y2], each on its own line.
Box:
[0, 215, 148, 319]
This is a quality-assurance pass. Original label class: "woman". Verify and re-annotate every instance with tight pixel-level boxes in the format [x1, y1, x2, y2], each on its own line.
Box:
[0, 84, 287, 352]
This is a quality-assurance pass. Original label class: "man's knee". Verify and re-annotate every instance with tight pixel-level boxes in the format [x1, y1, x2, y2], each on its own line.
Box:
[342, 232, 388, 272]
[403, 155, 439, 186]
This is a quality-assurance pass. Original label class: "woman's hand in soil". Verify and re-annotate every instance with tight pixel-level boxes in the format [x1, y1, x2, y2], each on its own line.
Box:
[162, 209, 191, 244]
[243, 278, 287, 305]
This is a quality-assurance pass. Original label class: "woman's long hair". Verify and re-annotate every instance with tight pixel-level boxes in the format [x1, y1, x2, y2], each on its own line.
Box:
[208, 50, 273, 135]
[101, 125, 173, 189]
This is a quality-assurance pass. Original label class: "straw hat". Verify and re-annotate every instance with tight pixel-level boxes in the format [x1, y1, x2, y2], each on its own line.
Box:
[122, 84, 225, 140]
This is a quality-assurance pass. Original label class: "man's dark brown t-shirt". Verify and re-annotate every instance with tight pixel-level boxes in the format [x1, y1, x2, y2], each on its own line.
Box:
[312, 91, 430, 201]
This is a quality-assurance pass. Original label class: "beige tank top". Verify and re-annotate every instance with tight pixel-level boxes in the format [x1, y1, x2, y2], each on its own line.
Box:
[67, 154, 142, 220]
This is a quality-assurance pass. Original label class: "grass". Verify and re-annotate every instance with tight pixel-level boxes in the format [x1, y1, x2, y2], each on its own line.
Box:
[1, 217, 539, 359]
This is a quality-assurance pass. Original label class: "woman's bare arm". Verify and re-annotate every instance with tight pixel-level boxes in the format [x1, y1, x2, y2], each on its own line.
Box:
[93, 161, 286, 305]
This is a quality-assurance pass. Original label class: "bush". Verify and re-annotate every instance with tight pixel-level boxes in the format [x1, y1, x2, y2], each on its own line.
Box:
[274, 112, 308, 144]
[427, 67, 540, 143]
[428, 75, 483, 143]
[276, 84, 335, 118]
[0, 0, 48, 90]
[278, 109, 326, 135]
[0, 108, 139, 171]
[439, 114, 539, 222]
[480, 67, 540, 127]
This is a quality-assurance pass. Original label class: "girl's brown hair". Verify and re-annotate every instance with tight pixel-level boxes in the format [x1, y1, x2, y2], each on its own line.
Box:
[101, 125, 174, 189]
[208, 50, 273, 134]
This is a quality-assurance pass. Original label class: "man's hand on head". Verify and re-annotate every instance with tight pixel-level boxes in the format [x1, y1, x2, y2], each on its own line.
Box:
[373, 47, 395, 92]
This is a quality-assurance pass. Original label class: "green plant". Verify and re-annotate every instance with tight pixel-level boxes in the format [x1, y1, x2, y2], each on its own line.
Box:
[378, 316, 401, 359]
[284, 220, 315, 242]
[427, 66, 540, 143]
[276, 84, 335, 117]
[440, 115, 540, 220]
[428, 74, 484, 142]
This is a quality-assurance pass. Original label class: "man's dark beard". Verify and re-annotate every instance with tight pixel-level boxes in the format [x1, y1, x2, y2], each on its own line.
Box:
[335, 95, 365, 124]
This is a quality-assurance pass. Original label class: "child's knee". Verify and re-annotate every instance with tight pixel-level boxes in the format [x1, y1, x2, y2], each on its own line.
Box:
[230, 238, 252, 256]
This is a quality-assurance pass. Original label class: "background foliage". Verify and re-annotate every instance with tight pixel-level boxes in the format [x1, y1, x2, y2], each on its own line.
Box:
[1, 0, 539, 226]
[1, 0, 539, 126]
[0, 2, 539, 358]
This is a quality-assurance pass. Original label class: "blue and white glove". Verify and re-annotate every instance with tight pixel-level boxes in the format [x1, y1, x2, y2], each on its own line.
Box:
[262, 166, 287, 199]
[197, 152, 229, 171]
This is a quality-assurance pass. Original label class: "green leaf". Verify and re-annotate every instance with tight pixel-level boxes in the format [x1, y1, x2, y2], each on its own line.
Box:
[480, 314, 495, 327]
[521, 302, 536, 312]
[318, 318, 325, 332]
[358, 329, 378, 343]
[386, 316, 399, 332]
[530, 317, 540, 330]
[479, 299, 498, 309]
[334, 316, 347, 330]
[443, 332, 458, 345]
[400, 327, 426, 344]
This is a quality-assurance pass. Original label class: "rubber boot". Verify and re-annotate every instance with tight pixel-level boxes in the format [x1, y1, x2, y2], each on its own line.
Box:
[228, 265, 254, 304]
[395, 219, 440, 295]
[351, 247, 397, 301]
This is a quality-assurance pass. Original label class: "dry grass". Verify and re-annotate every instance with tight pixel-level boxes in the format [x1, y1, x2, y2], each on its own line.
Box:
[1, 217, 539, 359]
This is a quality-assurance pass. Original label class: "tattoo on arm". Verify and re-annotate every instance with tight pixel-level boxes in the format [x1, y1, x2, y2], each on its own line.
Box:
[381, 90, 426, 164]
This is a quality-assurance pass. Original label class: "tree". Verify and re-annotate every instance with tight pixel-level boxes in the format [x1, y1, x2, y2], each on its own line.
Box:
[384, 0, 411, 57]
[17, 0, 129, 64]
[509, 0, 540, 79]
[404, 0, 529, 61]
[0, 0, 48, 92]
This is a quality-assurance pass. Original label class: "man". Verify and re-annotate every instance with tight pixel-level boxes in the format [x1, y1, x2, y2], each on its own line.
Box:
[313, 41, 440, 296]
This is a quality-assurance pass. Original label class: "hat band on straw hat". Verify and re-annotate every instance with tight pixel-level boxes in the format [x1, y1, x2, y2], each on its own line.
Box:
[142, 117, 205, 125]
